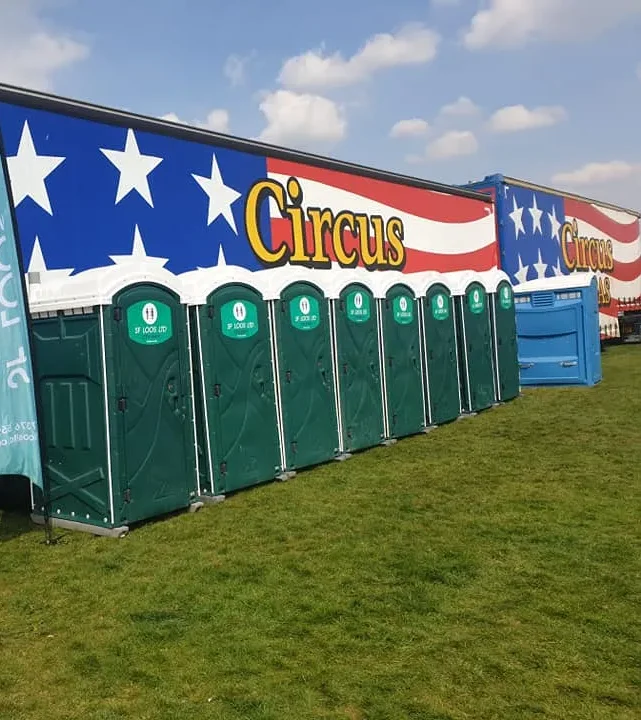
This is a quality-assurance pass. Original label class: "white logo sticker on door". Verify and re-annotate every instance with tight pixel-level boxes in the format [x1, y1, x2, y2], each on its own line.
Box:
[142, 302, 158, 325]
[232, 302, 247, 322]
[299, 297, 310, 315]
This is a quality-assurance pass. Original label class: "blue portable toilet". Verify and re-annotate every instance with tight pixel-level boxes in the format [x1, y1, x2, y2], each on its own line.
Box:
[513, 273, 602, 386]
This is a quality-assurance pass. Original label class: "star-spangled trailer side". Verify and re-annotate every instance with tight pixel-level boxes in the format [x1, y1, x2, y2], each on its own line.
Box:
[0, 83, 499, 288]
[464, 175, 641, 341]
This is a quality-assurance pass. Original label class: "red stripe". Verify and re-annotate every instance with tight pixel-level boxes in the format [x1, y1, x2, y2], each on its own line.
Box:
[612, 255, 641, 283]
[267, 157, 493, 224]
[565, 198, 640, 244]
[269, 218, 495, 273]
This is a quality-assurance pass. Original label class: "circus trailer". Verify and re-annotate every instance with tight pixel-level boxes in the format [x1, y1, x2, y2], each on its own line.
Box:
[464, 175, 641, 343]
[0, 83, 499, 524]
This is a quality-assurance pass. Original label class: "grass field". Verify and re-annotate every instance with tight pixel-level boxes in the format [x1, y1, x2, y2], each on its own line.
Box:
[1, 345, 640, 720]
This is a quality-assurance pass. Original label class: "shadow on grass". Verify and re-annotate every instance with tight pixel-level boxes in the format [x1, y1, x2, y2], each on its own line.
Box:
[0, 475, 37, 542]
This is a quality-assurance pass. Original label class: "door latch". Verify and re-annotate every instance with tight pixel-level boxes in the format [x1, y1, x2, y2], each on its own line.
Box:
[285, 370, 292, 382]
[123, 488, 131, 503]
[213, 384, 221, 397]
[117, 397, 127, 411]
[220, 461, 227, 475]
[113, 307, 122, 322]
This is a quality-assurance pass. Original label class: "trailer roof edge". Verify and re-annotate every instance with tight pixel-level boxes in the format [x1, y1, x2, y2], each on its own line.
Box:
[0, 83, 493, 204]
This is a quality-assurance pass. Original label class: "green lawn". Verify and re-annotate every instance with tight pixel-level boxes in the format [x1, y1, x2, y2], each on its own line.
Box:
[1, 346, 640, 720]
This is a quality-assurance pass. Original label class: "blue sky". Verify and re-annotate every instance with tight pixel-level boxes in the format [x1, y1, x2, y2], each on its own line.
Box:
[1, 0, 640, 209]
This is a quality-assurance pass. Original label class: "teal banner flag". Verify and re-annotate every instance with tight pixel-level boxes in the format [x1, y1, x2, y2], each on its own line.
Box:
[0, 156, 42, 489]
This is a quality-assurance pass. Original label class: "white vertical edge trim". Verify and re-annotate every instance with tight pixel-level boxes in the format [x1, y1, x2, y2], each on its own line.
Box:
[267, 300, 287, 472]
[329, 299, 345, 454]
[452, 302, 463, 413]
[377, 298, 390, 438]
[185, 309, 201, 496]
[459, 297, 473, 412]
[417, 297, 430, 426]
[98, 307, 115, 526]
[490, 295, 501, 401]
[195, 311, 215, 494]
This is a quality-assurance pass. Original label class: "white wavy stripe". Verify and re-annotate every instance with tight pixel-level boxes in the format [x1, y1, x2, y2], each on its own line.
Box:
[599, 311, 620, 336]
[608, 274, 641, 299]
[567, 215, 640, 264]
[589, 204, 640, 225]
[267, 172, 496, 256]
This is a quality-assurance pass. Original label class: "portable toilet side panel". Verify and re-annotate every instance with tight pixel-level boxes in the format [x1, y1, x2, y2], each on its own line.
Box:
[31, 310, 111, 527]
[492, 280, 520, 401]
[422, 283, 461, 425]
[334, 282, 384, 452]
[457, 282, 495, 412]
[514, 275, 601, 386]
[381, 284, 425, 438]
[195, 283, 281, 495]
[275, 281, 339, 469]
[105, 283, 197, 525]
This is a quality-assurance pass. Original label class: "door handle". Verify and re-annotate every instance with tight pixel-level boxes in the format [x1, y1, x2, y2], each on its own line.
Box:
[519, 362, 534, 369]
[285, 370, 292, 383]
[560, 360, 578, 367]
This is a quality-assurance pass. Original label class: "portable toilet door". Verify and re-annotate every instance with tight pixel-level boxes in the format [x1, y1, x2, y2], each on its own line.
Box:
[28, 266, 199, 535]
[419, 274, 462, 425]
[331, 273, 385, 453]
[481, 270, 520, 402]
[270, 273, 339, 471]
[378, 277, 425, 438]
[452, 272, 496, 413]
[183, 267, 282, 497]
[108, 280, 198, 525]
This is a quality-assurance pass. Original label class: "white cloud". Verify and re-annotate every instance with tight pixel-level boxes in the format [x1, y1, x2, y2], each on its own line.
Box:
[488, 104, 567, 132]
[463, 0, 641, 50]
[223, 52, 255, 87]
[161, 109, 231, 133]
[390, 118, 430, 138]
[278, 24, 440, 90]
[257, 90, 346, 146]
[0, 1, 89, 90]
[427, 130, 478, 159]
[439, 96, 479, 116]
[551, 161, 641, 187]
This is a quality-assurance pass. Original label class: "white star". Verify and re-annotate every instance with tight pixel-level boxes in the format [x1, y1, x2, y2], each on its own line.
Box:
[192, 153, 241, 233]
[509, 196, 525, 238]
[552, 258, 564, 276]
[109, 225, 168, 267]
[26, 236, 74, 282]
[6, 121, 65, 215]
[100, 129, 163, 207]
[529, 194, 543, 234]
[548, 205, 561, 243]
[533, 250, 548, 279]
[217, 244, 227, 266]
[514, 255, 529, 284]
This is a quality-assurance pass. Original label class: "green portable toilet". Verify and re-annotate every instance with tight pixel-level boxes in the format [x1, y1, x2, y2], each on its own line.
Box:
[267, 269, 339, 472]
[376, 275, 426, 439]
[480, 269, 520, 403]
[329, 270, 385, 454]
[452, 271, 496, 414]
[181, 266, 283, 499]
[27, 266, 199, 537]
[416, 272, 462, 426]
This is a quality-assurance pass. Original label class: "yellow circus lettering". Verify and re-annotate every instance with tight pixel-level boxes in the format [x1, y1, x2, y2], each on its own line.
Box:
[369, 215, 388, 268]
[244, 179, 290, 265]
[385, 217, 406, 268]
[332, 211, 359, 267]
[284, 177, 310, 264]
[588, 238, 599, 271]
[561, 221, 576, 271]
[244, 174, 407, 270]
[605, 240, 614, 271]
[306, 207, 333, 265]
